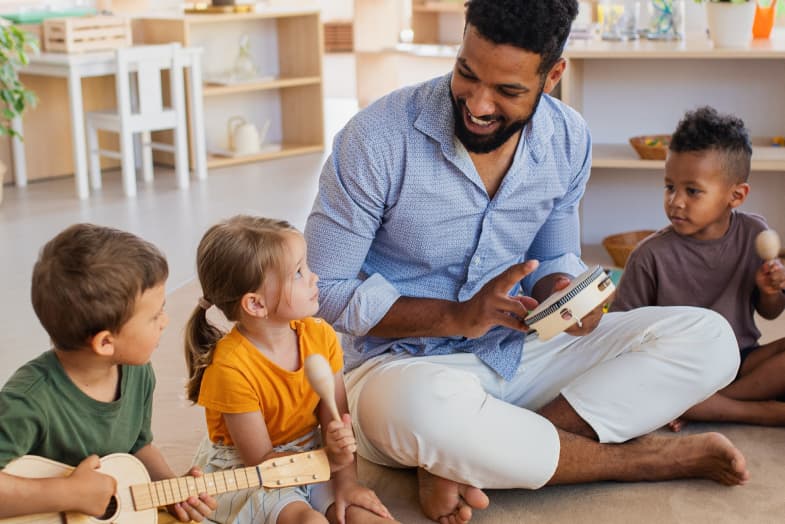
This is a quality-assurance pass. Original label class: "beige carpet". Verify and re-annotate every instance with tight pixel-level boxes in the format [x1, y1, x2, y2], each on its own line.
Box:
[152, 279, 785, 523]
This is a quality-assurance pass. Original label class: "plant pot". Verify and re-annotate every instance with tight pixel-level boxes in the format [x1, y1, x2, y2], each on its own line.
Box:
[705, 1, 756, 48]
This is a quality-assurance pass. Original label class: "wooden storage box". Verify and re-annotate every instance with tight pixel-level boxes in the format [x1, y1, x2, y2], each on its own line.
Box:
[324, 21, 354, 53]
[43, 16, 131, 53]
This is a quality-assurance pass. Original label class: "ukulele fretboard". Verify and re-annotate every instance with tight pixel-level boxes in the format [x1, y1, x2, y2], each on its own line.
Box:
[130, 466, 262, 510]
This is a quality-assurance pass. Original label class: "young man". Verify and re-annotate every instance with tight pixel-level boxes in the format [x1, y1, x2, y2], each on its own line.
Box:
[306, 2, 748, 522]
[0, 224, 216, 521]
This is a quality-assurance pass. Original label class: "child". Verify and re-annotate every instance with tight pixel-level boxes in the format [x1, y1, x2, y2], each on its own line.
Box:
[612, 106, 785, 427]
[184, 215, 396, 524]
[0, 223, 216, 520]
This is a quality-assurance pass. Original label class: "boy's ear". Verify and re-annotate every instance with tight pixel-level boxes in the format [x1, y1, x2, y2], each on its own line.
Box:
[729, 182, 750, 208]
[89, 330, 115, 357]
[240, 292, 268, 319]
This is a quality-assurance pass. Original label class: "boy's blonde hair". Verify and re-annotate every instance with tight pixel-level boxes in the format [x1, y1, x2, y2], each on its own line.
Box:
[184, 215, 298, 403]
[31, 223, 168, 351]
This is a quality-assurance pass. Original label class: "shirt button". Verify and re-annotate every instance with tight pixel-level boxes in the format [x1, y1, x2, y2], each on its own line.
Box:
[474, 257, 481, 266]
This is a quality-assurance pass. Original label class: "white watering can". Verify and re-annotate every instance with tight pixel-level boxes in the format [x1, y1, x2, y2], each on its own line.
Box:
[228, 116, 270, 155]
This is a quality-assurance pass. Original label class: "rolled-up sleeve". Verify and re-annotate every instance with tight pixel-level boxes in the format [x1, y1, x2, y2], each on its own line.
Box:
[522, 113, 592, 294]
[305, 120, 401, 336]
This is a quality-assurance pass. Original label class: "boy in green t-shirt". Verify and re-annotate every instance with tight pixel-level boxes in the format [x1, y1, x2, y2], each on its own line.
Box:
[0, 224, 216, 521]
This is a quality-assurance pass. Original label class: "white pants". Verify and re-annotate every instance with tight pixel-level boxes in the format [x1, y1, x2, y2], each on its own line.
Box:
[345, 306, 739, 489]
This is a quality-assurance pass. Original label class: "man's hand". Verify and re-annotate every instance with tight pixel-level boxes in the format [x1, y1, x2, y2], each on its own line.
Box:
[547, 275, 604, 337]
[454, 260, 540, 339]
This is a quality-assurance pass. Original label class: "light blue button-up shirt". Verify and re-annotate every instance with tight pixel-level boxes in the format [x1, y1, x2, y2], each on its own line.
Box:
[305, 74, 591, 380]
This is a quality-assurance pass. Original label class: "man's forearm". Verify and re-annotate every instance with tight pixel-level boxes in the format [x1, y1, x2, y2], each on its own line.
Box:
[367, 296, 462, 338]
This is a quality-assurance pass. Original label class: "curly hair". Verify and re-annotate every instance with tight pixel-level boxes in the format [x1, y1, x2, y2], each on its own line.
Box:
[669, 106, 752, 183]
[464, 0, 579, 75]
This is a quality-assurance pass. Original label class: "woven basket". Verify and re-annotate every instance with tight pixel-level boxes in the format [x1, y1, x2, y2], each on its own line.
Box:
[602, 230, 656, 267]
[629, 135, 670, 160]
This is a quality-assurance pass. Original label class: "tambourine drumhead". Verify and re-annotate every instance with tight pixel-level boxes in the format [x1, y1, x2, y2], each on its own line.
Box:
[524, 265, 615, 340]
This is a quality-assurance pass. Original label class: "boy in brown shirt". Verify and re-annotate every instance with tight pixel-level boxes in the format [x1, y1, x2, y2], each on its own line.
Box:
[612, 106, 785, 427]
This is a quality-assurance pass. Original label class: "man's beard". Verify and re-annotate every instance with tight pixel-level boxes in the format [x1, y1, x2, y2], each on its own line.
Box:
[451, 90, 543, 154]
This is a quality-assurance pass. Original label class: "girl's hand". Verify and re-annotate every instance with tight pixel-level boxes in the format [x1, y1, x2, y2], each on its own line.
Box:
[756, 259, 785, 295]
[333, 479, 394, 524]
[166, 467, 217, 522]
[325, 413, 357, 472]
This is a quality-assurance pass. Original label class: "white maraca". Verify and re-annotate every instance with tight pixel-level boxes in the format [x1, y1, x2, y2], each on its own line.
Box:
[755, 229, 781, 262]
[304, 354, 341, 422]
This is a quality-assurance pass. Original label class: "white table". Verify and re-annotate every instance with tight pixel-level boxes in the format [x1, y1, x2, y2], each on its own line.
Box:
[14, 47, 207, 199]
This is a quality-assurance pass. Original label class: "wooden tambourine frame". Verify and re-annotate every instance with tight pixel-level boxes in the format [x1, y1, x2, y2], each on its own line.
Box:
[524, 265, 615, 340]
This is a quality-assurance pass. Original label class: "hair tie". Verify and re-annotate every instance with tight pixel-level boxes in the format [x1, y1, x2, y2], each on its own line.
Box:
[198, 297, 212, 310]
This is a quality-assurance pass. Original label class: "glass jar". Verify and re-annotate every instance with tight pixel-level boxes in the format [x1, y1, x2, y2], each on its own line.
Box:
[647, 0, 686, 40]
[600, 0, 641, 40]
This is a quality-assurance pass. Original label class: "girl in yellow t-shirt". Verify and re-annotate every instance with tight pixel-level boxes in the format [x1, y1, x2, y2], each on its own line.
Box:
[184, 215, 396, 524]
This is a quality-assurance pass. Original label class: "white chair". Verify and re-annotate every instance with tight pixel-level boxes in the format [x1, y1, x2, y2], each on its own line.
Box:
[86, 43, 189, 197]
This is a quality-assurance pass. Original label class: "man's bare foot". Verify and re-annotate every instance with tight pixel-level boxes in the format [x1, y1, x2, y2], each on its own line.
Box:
[417, 467, 489, 524]
[667, 418, 687, 432]
[636, 432, 749, 486]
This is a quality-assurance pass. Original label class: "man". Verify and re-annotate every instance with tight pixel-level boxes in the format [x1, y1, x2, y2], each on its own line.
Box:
[305, 1, 748, 523]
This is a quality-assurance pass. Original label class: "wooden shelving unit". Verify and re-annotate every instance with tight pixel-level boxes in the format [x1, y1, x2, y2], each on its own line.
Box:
[411, 0, 464, 45]
[137, 7, 324, 170]
[561, 33, 785, 246]
[354, 0, 461, 106]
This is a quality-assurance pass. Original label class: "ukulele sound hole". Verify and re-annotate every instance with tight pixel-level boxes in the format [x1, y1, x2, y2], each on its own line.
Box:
[95, 496, 119, 522]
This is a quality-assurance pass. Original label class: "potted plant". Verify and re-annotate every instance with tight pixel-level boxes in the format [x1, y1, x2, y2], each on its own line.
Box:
[695, 0, 756, 47]
[0, 18, 37, 204]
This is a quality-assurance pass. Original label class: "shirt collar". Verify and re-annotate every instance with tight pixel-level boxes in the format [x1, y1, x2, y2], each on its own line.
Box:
[413, 73, 554, 165]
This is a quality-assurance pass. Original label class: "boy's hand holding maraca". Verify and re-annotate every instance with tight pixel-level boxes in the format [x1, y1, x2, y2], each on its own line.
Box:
[755, 230, 785, 295]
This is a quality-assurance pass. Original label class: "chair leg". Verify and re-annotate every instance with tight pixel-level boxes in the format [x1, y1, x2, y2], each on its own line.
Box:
[120, 129, 137, 197]
[173, 122, 189, 189]
[86, 120, 102, 190]
[141, 131, 154, 182]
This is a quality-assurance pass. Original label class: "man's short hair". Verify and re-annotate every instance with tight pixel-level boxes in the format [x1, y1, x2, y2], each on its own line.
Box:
[669, 105, 752, 184]
[464, 0, 579, 75]
[31, 223, 168, 351]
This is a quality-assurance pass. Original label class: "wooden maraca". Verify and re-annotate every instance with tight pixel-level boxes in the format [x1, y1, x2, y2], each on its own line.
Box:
[756, 229, 781, 262]
[304, 354, 341, 422]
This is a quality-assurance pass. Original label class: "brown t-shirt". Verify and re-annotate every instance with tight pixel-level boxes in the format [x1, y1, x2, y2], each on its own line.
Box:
[610, 211, 768, 350]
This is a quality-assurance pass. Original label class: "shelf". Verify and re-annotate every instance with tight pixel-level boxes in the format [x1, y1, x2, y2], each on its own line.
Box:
[592, 143, 785, 171]
[203, 76, 321, 96]
[206, 143, 324, 168]
[565, 31, 785, 59]
[139, 8, 324, 170]
[413, 2, 465, 14]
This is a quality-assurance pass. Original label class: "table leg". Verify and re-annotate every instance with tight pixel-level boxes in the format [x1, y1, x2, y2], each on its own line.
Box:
[187, 53, 207, 180]
[10, 117, 26, 187]
[67, 70, 89, 199]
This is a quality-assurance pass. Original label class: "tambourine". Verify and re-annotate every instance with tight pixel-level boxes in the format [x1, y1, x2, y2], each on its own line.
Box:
[524, 265, 615, 340]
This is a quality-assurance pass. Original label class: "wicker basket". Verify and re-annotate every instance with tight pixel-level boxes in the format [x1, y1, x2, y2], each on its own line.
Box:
[602, 230, 656, 267]
[629, 134, 671, 160]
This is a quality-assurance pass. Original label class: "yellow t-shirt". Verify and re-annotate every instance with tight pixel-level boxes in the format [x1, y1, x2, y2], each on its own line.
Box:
[197, 317, 343, 447]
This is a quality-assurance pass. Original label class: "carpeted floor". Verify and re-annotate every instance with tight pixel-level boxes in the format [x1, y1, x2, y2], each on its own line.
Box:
[152, 279, 785, 524]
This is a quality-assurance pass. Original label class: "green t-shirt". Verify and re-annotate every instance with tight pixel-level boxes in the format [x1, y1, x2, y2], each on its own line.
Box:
[0, 350, 155, 468]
